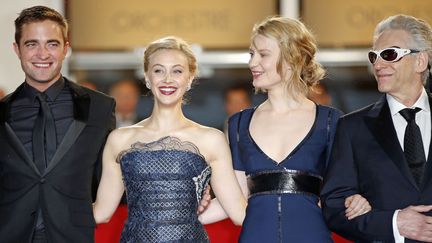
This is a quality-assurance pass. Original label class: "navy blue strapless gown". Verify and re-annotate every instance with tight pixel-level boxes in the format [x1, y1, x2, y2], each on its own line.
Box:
[117, 136, 211, 243]
[228, 105, 342, 243]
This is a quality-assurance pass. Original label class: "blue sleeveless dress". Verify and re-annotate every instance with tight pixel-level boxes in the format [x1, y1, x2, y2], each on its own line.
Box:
[117, 136, 211, 243]
[228, 105, 342, 243]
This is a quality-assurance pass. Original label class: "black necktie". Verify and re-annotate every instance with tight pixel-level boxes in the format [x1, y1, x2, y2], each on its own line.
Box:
[33, 93, 57, 173]
[399, 107, 426, 186]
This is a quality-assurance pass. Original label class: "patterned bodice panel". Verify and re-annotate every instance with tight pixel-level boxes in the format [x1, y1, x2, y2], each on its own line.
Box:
[117, 136, 211, 243]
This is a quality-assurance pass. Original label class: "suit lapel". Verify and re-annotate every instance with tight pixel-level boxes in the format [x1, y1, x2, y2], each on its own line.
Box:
[365, 95, 418, 188]
[43, 80, 90, 176]
[5, 122, 41, 175]
[1, 81, 91, 176]
[43, 120, 86, 175]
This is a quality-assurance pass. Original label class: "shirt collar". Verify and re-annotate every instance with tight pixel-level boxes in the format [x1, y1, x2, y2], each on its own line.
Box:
[22, 77, 65, 103]
[44, 77, 65, 101]
[387, 88, 430, 116]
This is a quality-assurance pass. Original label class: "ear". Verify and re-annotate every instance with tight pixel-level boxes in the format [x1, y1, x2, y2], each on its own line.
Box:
[13, 42, 20, 58]
[144, 78, 151, 90]
[63, 41, 70, 56]
[143, 73, 149, 83]
[415, 51, 429, 73]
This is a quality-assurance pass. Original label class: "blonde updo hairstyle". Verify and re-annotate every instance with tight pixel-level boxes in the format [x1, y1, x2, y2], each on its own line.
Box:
[143, 36, 198, 81]
[251, 16, 325, 98]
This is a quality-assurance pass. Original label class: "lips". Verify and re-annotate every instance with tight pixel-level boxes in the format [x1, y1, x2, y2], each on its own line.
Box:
[376, 72, 392, 79]
[251, 71, 263, 79]
[159, 86, 177, 95]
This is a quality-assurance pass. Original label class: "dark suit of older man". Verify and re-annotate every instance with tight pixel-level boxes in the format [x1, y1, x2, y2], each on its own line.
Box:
[322, 14, 432, 243]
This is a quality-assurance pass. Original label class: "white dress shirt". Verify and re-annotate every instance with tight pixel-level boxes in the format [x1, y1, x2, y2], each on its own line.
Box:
[387, 89, 431, 243]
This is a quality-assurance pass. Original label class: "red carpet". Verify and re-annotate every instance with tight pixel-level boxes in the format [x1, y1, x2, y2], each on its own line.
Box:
[204, 219, 242, 243]
[95, 205, 352, 243]
[94, 205, 128, 243]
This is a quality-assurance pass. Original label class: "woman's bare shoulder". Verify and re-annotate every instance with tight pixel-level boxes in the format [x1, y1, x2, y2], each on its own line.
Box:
[191, 123, 225, 142]
[186, 124, 228, 162]
[107, 124, 152, 151]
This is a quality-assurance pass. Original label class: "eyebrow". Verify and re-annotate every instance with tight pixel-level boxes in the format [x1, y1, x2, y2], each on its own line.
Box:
[23, 40, 37, 45]
[23, 39, 61, 45]
[250, 44, 270, 51]
[47, 39, 61, 44]
[373, 45, 401, 50]
[151, 64, 185, 68]
[250, 48, 271, 53]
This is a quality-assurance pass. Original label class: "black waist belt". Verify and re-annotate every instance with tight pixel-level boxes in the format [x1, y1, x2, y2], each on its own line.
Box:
[247, 170, 322, 198]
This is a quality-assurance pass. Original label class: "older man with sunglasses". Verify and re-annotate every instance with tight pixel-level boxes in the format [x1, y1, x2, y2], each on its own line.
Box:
[321, 14, 432, 243]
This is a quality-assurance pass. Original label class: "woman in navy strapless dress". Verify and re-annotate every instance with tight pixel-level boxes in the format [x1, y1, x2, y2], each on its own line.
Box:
[92, 36, 246, 243]
[228, 16, 371, 243]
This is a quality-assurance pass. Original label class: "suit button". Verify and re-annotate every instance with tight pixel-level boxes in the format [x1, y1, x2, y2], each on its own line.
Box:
[40, 178, 46, 183]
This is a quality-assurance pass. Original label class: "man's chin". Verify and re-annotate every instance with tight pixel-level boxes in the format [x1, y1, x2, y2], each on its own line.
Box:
[29, 74, 60, 84]
[376, 81, 390, 93]
[25, 77, 58, 86]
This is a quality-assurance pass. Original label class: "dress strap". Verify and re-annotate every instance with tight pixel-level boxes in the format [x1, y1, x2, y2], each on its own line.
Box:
[247, 170, 322, 198]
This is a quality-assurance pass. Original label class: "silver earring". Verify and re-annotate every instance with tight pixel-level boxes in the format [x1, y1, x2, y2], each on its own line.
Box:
[145, 81, 151, 89]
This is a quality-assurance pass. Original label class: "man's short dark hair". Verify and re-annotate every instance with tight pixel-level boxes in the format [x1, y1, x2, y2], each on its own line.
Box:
[15, 5, 68, 44]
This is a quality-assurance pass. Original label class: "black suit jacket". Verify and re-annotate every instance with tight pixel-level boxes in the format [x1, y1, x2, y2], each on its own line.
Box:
[0, 79, 116, 243]
[321, 94, 432, 243]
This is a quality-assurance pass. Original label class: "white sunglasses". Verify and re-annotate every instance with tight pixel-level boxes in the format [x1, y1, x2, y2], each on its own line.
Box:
[368, 48, 419, 64]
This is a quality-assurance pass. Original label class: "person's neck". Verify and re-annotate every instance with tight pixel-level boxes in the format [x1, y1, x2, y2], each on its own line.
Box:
[265, 88, 310, 112]
[25, 74, 61, 92]
[148, 104, 188, 132]
[390, 85, 424, 107]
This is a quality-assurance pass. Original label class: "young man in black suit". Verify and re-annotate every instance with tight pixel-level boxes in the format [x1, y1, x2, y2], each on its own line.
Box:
[0, 6, 115, 243]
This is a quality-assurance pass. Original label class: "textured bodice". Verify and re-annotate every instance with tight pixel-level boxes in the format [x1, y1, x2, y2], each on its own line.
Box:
[118, 136, 211, 243]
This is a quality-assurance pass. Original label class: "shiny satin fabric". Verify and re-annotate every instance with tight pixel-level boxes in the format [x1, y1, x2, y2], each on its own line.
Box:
[247, 170, 322, 198]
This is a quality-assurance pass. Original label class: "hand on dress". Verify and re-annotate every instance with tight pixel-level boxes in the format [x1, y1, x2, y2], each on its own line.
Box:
[397, 205, 432, 242]
[197, 185, 212, 214]
[344, 194, 372, 220]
